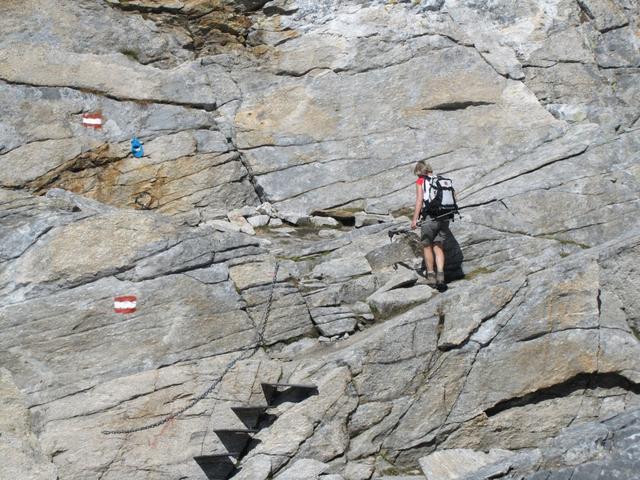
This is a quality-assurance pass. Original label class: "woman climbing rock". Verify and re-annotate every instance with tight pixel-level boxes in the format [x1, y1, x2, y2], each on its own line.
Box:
[411, 160, 458, 288]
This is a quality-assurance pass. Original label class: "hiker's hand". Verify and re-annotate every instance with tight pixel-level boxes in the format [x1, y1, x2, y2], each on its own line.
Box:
[411, 221, 417, 230]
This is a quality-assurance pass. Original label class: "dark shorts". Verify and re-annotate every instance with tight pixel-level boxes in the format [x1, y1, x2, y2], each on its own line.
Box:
[420, 218, 450, 245]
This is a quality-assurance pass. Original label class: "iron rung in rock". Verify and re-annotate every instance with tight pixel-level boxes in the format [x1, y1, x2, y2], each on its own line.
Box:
[193, 454, 239, 480]
[261, 382, 318, 406]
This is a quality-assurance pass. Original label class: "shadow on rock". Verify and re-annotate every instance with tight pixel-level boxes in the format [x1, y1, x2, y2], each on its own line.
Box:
[412, 228, 464, 283]
[444, 230, 464, 282]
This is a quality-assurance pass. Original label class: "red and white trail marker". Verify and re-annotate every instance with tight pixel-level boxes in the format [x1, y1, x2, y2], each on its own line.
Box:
[82, 113, 103, 129]
[114, 295, 137, 314]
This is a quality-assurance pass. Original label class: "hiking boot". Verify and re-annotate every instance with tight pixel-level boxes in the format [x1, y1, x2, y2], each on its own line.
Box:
[426, 271, 437, 286]
[436, 272, 445, 286]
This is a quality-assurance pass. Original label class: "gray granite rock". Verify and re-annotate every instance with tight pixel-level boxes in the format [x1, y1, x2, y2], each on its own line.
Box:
[577, 0, 629, 33]
[0, 2, 639, 480]
[454, 408, 640, 480]
[418, 449, 513, 480]
[248, 214, 272, 227]
[0, 369, 57, 480]
[367, 285, 435, 321]
[374, 477, 425, 480]
[312, 257, 372, 282]
[372, 269, 419, 295]
[344, 460, 376, 480]
[275, 458, 329, 479]
[309, 306, 358, 336]
[311, 216, 340, 227]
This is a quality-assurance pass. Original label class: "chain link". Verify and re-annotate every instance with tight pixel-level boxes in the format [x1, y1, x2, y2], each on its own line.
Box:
[102, 262, 280, 435]
[256, 262, 279, 347]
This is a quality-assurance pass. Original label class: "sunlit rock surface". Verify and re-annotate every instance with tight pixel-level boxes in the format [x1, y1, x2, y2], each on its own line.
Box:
[1, 0, 639, 479]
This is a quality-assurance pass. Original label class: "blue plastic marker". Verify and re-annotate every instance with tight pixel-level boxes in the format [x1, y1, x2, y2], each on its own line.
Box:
[131, 137, 144, 158]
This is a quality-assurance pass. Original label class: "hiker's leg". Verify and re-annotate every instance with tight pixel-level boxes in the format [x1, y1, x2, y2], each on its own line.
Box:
[433, 220, 450, 284]
[434, 243, 446, 286]
[420, 220, 437, 286]
[423, 244, 437, 286]
[433, 243, 445, 272]
[423, 245, 435, 272]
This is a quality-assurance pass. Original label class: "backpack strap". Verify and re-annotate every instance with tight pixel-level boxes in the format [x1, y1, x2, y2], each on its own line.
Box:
[420, 175, 439, 220]
[423, 175, 438, 195]
[419, 176, 430, 220]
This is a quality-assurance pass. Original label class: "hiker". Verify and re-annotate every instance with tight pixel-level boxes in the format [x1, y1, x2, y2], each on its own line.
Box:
[411, 161, 456, 287]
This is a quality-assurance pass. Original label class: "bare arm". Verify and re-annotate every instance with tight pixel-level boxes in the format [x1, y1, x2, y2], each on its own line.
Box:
[411, 182, 423, 229]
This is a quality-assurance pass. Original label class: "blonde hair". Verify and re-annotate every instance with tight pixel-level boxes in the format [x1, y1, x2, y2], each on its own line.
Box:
[414, 160, 433, 176]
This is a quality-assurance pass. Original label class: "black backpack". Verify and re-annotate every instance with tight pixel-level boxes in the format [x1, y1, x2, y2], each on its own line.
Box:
[420, 175, 459, 220]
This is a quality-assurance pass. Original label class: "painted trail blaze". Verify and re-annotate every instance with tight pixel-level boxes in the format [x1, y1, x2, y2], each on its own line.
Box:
[114, 295, 137, 314]
[82, 112, 103, 128]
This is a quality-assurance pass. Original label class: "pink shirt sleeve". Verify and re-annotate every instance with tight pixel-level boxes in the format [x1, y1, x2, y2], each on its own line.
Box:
[416, 177, 425, 186]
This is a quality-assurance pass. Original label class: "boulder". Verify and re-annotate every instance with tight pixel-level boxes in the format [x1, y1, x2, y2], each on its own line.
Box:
[367, 285, 435, 320]
[228, 211, 257, 235]
[248, 214, 272, 227]
[309, 306, 358, 336]
[311, 216, 341, 227]
[418, 449, 514, 480]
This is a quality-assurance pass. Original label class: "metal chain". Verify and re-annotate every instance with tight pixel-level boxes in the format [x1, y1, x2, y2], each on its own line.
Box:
[256, 262, 280, 347]
[102, 262, 280, 435]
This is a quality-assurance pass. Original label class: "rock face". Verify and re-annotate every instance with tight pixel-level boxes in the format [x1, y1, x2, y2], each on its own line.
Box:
[0, 1, 639, 480]
[0, 368, 57, 480]
[417, 408, 640, 480]
[419, 448, 514, 480]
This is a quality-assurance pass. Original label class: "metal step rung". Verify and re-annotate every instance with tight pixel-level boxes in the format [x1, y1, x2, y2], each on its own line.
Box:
[214, 428, 259, 434]
[214, 429, 258, 452]
[261, 382, 318, 406]
[193, 454, 239, 480]
[261, 382, 317, 389]
[230, 406, 268, 413]
[231, 405, 268, 429]
[195, 452, 243, 458]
